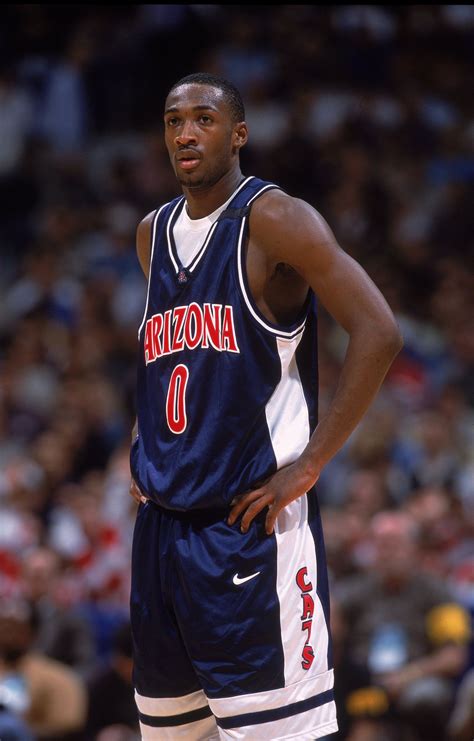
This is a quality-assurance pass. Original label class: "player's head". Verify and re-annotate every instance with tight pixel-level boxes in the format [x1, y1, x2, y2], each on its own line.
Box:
[164, 72, 248, 190]
[168, 73, 245, 123]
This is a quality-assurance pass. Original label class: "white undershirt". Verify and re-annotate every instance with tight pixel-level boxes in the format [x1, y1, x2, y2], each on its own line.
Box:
[173, 192, 235, 267]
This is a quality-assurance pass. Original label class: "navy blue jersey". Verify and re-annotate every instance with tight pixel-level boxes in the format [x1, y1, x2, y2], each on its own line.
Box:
[131, 176, 318, 511]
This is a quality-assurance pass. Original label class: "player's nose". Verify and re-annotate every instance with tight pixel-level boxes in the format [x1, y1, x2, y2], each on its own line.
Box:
[175, 120, 198, 146]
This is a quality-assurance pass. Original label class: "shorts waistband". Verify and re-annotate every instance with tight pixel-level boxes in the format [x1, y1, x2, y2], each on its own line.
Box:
[145, 498, 229, 526]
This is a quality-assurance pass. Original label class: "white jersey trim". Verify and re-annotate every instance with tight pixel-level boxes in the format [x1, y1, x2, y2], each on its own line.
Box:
[166, 198, 185, 273]
[168, 176, 256, 276]
[187, 220, 219, 272]
[236, 186, 308, 339]
[187, 174, 254, 273]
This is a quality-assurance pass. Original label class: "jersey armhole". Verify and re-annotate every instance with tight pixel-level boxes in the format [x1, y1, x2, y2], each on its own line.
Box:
[235, 187, 312, 340]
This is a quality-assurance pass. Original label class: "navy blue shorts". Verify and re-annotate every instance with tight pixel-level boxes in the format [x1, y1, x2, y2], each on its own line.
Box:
[130, 493, 337, 739]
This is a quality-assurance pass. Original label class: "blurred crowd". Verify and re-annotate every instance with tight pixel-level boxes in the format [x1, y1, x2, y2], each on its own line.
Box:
[0, 5, 472, 741]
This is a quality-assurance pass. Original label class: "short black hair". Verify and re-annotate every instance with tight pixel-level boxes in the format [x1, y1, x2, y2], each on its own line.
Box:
[167, 72, 245, 123]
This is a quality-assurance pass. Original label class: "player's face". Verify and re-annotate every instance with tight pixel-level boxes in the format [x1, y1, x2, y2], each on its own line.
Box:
[164, 84, 246, 190]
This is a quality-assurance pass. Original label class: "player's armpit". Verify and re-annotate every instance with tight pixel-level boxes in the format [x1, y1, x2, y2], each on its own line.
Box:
[250, 190, 402, 347]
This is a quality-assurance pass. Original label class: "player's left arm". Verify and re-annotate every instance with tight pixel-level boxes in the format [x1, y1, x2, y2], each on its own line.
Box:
[128, 212, 156, 506]
[228, 191, 403, 534]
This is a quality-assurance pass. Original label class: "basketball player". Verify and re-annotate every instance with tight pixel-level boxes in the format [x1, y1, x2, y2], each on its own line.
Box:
[129, 72, 403, 740]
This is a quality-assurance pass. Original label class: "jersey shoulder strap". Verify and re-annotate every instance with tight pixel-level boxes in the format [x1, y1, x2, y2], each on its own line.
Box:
[217, 176, 283, 222]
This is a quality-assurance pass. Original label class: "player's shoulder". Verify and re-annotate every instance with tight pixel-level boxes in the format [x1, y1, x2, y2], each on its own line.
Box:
[251, 186, 322, 229]
[253, 187, 299, 217]
[249, 185, 332, 252]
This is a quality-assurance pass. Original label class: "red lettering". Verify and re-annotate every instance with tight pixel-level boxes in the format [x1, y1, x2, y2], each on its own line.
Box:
[143, 304, 239, 364]
[221, 306, 239, 352]
[297, 566, 315, 670]
[171, 306, 186, 353]
[152, 314, 163, 358]
[301, 619, 312, 644]
[301, 593, 314, 621]
[301, 644, 314, 671]
[296, 567, 313, 593]
[162, 310, 172, 355]
[166, 365, 189, 434]
[202, 304, 222, 350]
[144, 320, 154, 364]
[184, 303, 203, 350]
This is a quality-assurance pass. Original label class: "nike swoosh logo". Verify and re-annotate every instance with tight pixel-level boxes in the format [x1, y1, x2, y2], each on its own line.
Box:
[233, 571, 261, 586]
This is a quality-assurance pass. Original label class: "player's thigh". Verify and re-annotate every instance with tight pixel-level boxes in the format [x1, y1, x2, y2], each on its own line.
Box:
[131, 502, 218, 739]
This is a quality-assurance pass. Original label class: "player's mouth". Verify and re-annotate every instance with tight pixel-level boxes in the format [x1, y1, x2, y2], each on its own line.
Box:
[176, 150, 201, 171]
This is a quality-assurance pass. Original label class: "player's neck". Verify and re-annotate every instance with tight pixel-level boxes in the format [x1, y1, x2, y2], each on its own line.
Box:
[183, 168, 244, 220]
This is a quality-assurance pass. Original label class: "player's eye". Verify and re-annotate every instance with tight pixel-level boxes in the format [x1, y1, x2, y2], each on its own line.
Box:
[199, 115, 212, 124]
[166, 117, 180, 127]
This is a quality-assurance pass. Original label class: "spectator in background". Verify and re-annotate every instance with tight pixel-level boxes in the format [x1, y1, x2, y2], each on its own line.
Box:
[447, 667, 474, 741]
[206, 14, 278, 98]
[35, 32, 92, 155]
[335, 511, 471, 741]
[47, 480, 130, 660]
[404, 486, 466, 578]
[0, 705, 34, 741]
[0, 64, 33, 175]
[402, 409, 462, 491]
[326, 599, 389, 740]
[0, 598, 87, 739]
[19, 546, 95, 676]
[83, 621, 138, 739]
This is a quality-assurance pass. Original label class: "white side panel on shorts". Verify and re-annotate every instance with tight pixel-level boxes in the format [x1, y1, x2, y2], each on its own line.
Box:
[265, 336, 330, 685]
[274, 495, 331, 684]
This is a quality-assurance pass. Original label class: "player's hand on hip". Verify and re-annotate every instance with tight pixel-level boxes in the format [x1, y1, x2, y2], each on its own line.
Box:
[130, 478, 148, 505]
[228, 462, 318, 535]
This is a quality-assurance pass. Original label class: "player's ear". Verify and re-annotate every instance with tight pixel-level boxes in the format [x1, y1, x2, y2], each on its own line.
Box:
[233, 122, 248, 151]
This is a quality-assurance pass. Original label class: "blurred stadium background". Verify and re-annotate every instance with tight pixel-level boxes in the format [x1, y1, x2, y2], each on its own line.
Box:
[0, 5, 472, 741]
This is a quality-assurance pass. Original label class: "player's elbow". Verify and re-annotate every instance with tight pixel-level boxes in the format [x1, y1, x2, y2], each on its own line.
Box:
[370, 318, 403, 363]
[384, 320, 404, 357]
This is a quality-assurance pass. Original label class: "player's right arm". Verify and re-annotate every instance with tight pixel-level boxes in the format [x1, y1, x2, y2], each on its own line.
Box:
[129, 211, 156, 505]
[136, 210, 156, 278]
